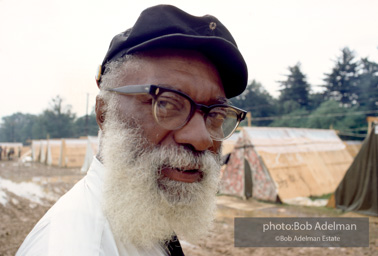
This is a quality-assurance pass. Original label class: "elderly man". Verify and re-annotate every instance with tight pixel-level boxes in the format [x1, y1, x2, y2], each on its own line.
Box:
[17, 4, 247, 256]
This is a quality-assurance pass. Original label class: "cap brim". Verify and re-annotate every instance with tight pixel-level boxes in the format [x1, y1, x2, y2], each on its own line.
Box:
[112, 34, 248, 99]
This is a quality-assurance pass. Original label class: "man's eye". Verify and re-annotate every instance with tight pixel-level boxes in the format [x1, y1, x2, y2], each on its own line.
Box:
[157, 97, 182, 111]
[158, 100, 177, 110]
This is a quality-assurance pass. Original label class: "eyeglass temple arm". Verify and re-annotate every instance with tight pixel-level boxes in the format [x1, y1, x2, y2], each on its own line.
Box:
[240, 111, 247, 121]
[105, 85, 152, 95]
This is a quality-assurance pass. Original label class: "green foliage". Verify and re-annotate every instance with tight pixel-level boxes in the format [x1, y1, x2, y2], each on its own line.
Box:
[267, 47, 376, 139]
[231, 80, 277, 126]
[281, 100, 301, 114]
[73, 113, 99, 137]
[323, 47, 359, 107]
[308, 92, 325, 111]
[305, 100, 347, 129]
[0, 96, 99, 144]
[0, 113, 37, 143]
[269, 106, 309, 127]
[309, 193, 332, 201]
[356, 58, 378, 110]
[38, 96, 76, 139]
[278, 63, 311, 110]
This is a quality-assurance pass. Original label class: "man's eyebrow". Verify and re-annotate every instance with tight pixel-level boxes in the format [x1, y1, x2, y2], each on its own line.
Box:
[157, 84, 230, 104]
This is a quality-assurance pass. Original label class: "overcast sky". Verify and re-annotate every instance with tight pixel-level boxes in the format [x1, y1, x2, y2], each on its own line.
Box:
[0, 0, 377, 119]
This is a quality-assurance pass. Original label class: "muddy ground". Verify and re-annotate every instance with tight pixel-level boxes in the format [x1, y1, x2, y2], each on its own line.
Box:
[0, 160, 376, 256]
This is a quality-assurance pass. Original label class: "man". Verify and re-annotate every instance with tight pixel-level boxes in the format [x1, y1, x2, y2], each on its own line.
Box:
[17, 4, 247, 255]
[8, 147, 15, 160]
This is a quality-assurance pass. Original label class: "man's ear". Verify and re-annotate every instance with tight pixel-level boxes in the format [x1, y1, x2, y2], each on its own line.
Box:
[95, 96, 106, 131]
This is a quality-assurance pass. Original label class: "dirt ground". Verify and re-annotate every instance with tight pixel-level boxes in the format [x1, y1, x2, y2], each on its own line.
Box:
[0, 159, 377, 256]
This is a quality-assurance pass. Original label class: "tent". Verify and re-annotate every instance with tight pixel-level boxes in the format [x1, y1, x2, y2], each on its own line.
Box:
[220, 132, 241, 165]
[344, 140, 363, 158]
[81, 136, 99, 172]
[334, 124, 378, 216]
[220, 127, 353, 202]
[60, 138, 87, 168]
[222, 132, 241, 156]
[39, 140, 48, 164]
[31, 140, 42, 161]
[19, 146, 31, 159]
[46, 139, 63, 166]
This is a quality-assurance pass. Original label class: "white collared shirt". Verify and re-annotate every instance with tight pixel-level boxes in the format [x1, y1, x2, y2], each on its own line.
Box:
[16, 157, 166, 256]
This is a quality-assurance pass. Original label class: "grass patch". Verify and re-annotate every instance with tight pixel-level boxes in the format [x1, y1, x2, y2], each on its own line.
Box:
[309, 193, 333, 201]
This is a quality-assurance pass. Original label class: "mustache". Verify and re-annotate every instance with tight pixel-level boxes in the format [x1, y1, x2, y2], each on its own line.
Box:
[140, 144, 222, 173]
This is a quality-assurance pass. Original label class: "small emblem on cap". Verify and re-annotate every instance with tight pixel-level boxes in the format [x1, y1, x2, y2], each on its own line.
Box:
[209, 22, 216, 30]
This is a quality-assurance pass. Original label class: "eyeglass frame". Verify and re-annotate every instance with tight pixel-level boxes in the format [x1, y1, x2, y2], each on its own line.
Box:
[105, 84, 247, 141]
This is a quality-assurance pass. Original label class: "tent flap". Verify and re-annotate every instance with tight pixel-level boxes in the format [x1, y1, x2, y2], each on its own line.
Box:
[335, 127, 378, 216]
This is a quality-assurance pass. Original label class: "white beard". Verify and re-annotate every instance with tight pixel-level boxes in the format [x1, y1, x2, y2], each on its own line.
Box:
[101, 110, 222, 249]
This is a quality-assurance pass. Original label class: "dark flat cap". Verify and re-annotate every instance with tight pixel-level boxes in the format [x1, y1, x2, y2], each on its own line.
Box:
[97, 4, 248, 98]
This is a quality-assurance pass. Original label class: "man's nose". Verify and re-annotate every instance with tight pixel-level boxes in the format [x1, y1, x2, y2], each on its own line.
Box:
[173, 112, 213, 152]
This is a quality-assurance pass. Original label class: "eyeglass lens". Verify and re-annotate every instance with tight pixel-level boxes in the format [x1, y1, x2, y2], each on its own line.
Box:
[153, 91, 239, 140]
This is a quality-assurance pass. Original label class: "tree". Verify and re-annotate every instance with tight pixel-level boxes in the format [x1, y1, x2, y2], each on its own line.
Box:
[308, 92, 325, 111]
[230, 80, 277, 126]
[0, 96, 98, 143]
[355, 58, 378, 110]
[0, 113, 38, 143]
[269, 106, 308, 128]
[323, 47, 359, 107]
[278, 63, 311, 110]
[305, 100, 347, 129]
[305, 100, 365, 134]
[73, 113, 99, 137]
[39, 96, 76, 139]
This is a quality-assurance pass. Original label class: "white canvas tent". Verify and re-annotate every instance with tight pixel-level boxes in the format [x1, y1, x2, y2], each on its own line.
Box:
[81, 136, 99, 172]
[60, 138, 87, 168]
[46, 139, 63, 166]
[31, 140, 42, 162]
[220, 127, 353, 202]
[39, 140, 48, 164]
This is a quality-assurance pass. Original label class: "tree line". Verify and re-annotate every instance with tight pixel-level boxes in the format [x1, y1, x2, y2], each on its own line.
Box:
[0, 96, 99, 144]
[0, 47, 377, 144]
[231, 47, 378, 140]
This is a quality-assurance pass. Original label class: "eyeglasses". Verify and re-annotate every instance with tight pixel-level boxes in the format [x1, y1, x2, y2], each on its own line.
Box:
[106, 85, 247, 141]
